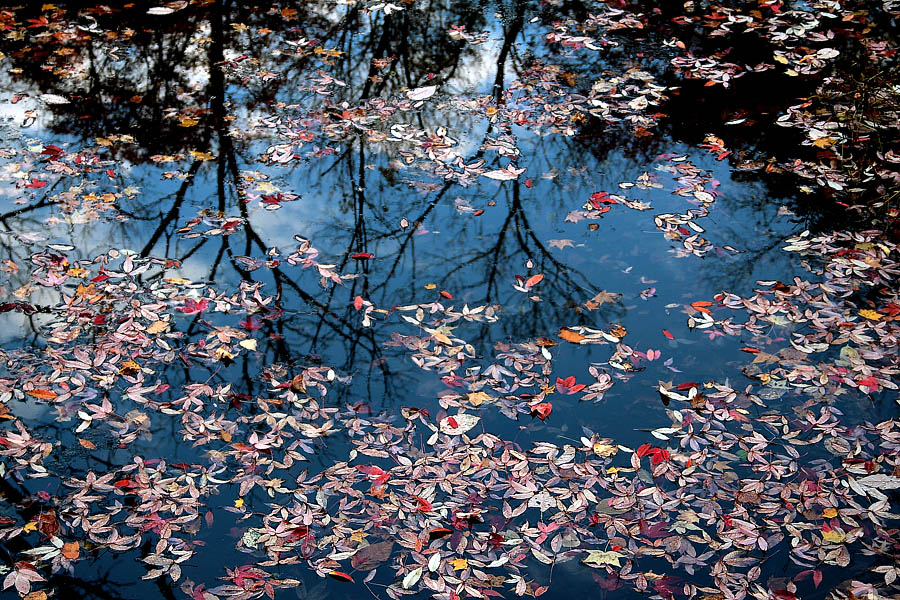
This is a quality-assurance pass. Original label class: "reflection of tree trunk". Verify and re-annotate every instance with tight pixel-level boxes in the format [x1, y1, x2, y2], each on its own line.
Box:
[493, 4, 525, 104]
[138, 161, 202, 258]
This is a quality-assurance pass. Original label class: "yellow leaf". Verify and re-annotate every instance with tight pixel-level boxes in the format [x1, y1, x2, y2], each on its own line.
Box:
[583, 550, 624, 567]
[234, 498, 244, 508]
[146, 320, 170, 335]
[424, 283, 436, 290]
[822, 529, 845, 543]
[467, 391, 491, 406]
[822, 508, 838, 518]
[119, 359, 141, 375]
[773, 54, 789, 64]
[432, 332, 452, 345]
[450, 558, 468, 570]
[24, 521, 38, 532]
[592, 443, 619, 458]
[859, 309, 882, 321]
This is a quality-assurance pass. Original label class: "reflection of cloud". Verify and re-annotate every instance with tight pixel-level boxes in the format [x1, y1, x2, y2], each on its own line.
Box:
[444, 37, 506, 94]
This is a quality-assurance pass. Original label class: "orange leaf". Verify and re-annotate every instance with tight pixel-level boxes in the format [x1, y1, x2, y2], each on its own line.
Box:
[525, 273, 544, 288]
[558, 328, 585, 343]
[662, 329, 674, 339]
[61, 541, 79, 560]
[27, 389, 57, 400]
[77, 438, 97, 450]
[690, 301, 713, 315]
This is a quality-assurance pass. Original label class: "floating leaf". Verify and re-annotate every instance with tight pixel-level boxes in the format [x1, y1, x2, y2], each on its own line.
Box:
[61, 542, 79, 560]
[40, 93, 70, 104]
[592, 443, 618, 458]
[406, 86, 436, 101]
[558, 328, 585, 343]
[583, 550, 624, 567]
[450, 558, 468, 570]
[439, 414, 480, 435]
[328, 571, 354, 583]
[402, 567, 422, 590]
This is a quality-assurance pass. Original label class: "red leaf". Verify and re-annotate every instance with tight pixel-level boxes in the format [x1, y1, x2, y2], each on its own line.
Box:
[473, 209, 484, 216]
[530, 402, 553, 421]
[857, 376, 879, 391]
[25, 178, 48, 189]
[328, 571, 354, 583]
[353, 295, 364, 310]
[813, 570, 822, 588]
[440, 290, 453, 299]
[740, 347, 760, 354]
[351, 252, 373, 259]
[675, 382, 698, 391]
[177, 298, 209, 315]
[446, 416, 459, 428]
[662, 329, 674, 339]
[524, 179, 533, 188]
[415, 496, 433, 512]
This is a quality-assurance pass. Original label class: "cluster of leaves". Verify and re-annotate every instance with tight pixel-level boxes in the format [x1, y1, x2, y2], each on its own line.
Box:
[0, 2, 900, 600]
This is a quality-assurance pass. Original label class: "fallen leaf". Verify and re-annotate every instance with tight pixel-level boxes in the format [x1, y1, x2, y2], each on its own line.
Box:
[61, 541, 79, 560]
[583, 550, 624, 567]
[439, 414, 480, 435]
[328, 570, 355, 583]
[559, 328, 585, 343]
[407, 86, 437, 101]
[450, 558, 468, 570]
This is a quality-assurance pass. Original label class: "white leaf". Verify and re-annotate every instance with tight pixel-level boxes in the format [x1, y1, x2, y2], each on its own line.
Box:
[406, 86, 436, 101]
[402, 566, 422, 589]
[858, 474, 900, 491]
[439, 414, 480, 435]
[40, 94, 70, 105]
[428, 552, 441, 572]
[483, 166, 525, 181]
[147, 7, 175, 15]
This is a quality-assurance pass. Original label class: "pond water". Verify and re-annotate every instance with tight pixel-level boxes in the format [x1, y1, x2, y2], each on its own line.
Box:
[0, 3, 899, 600]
